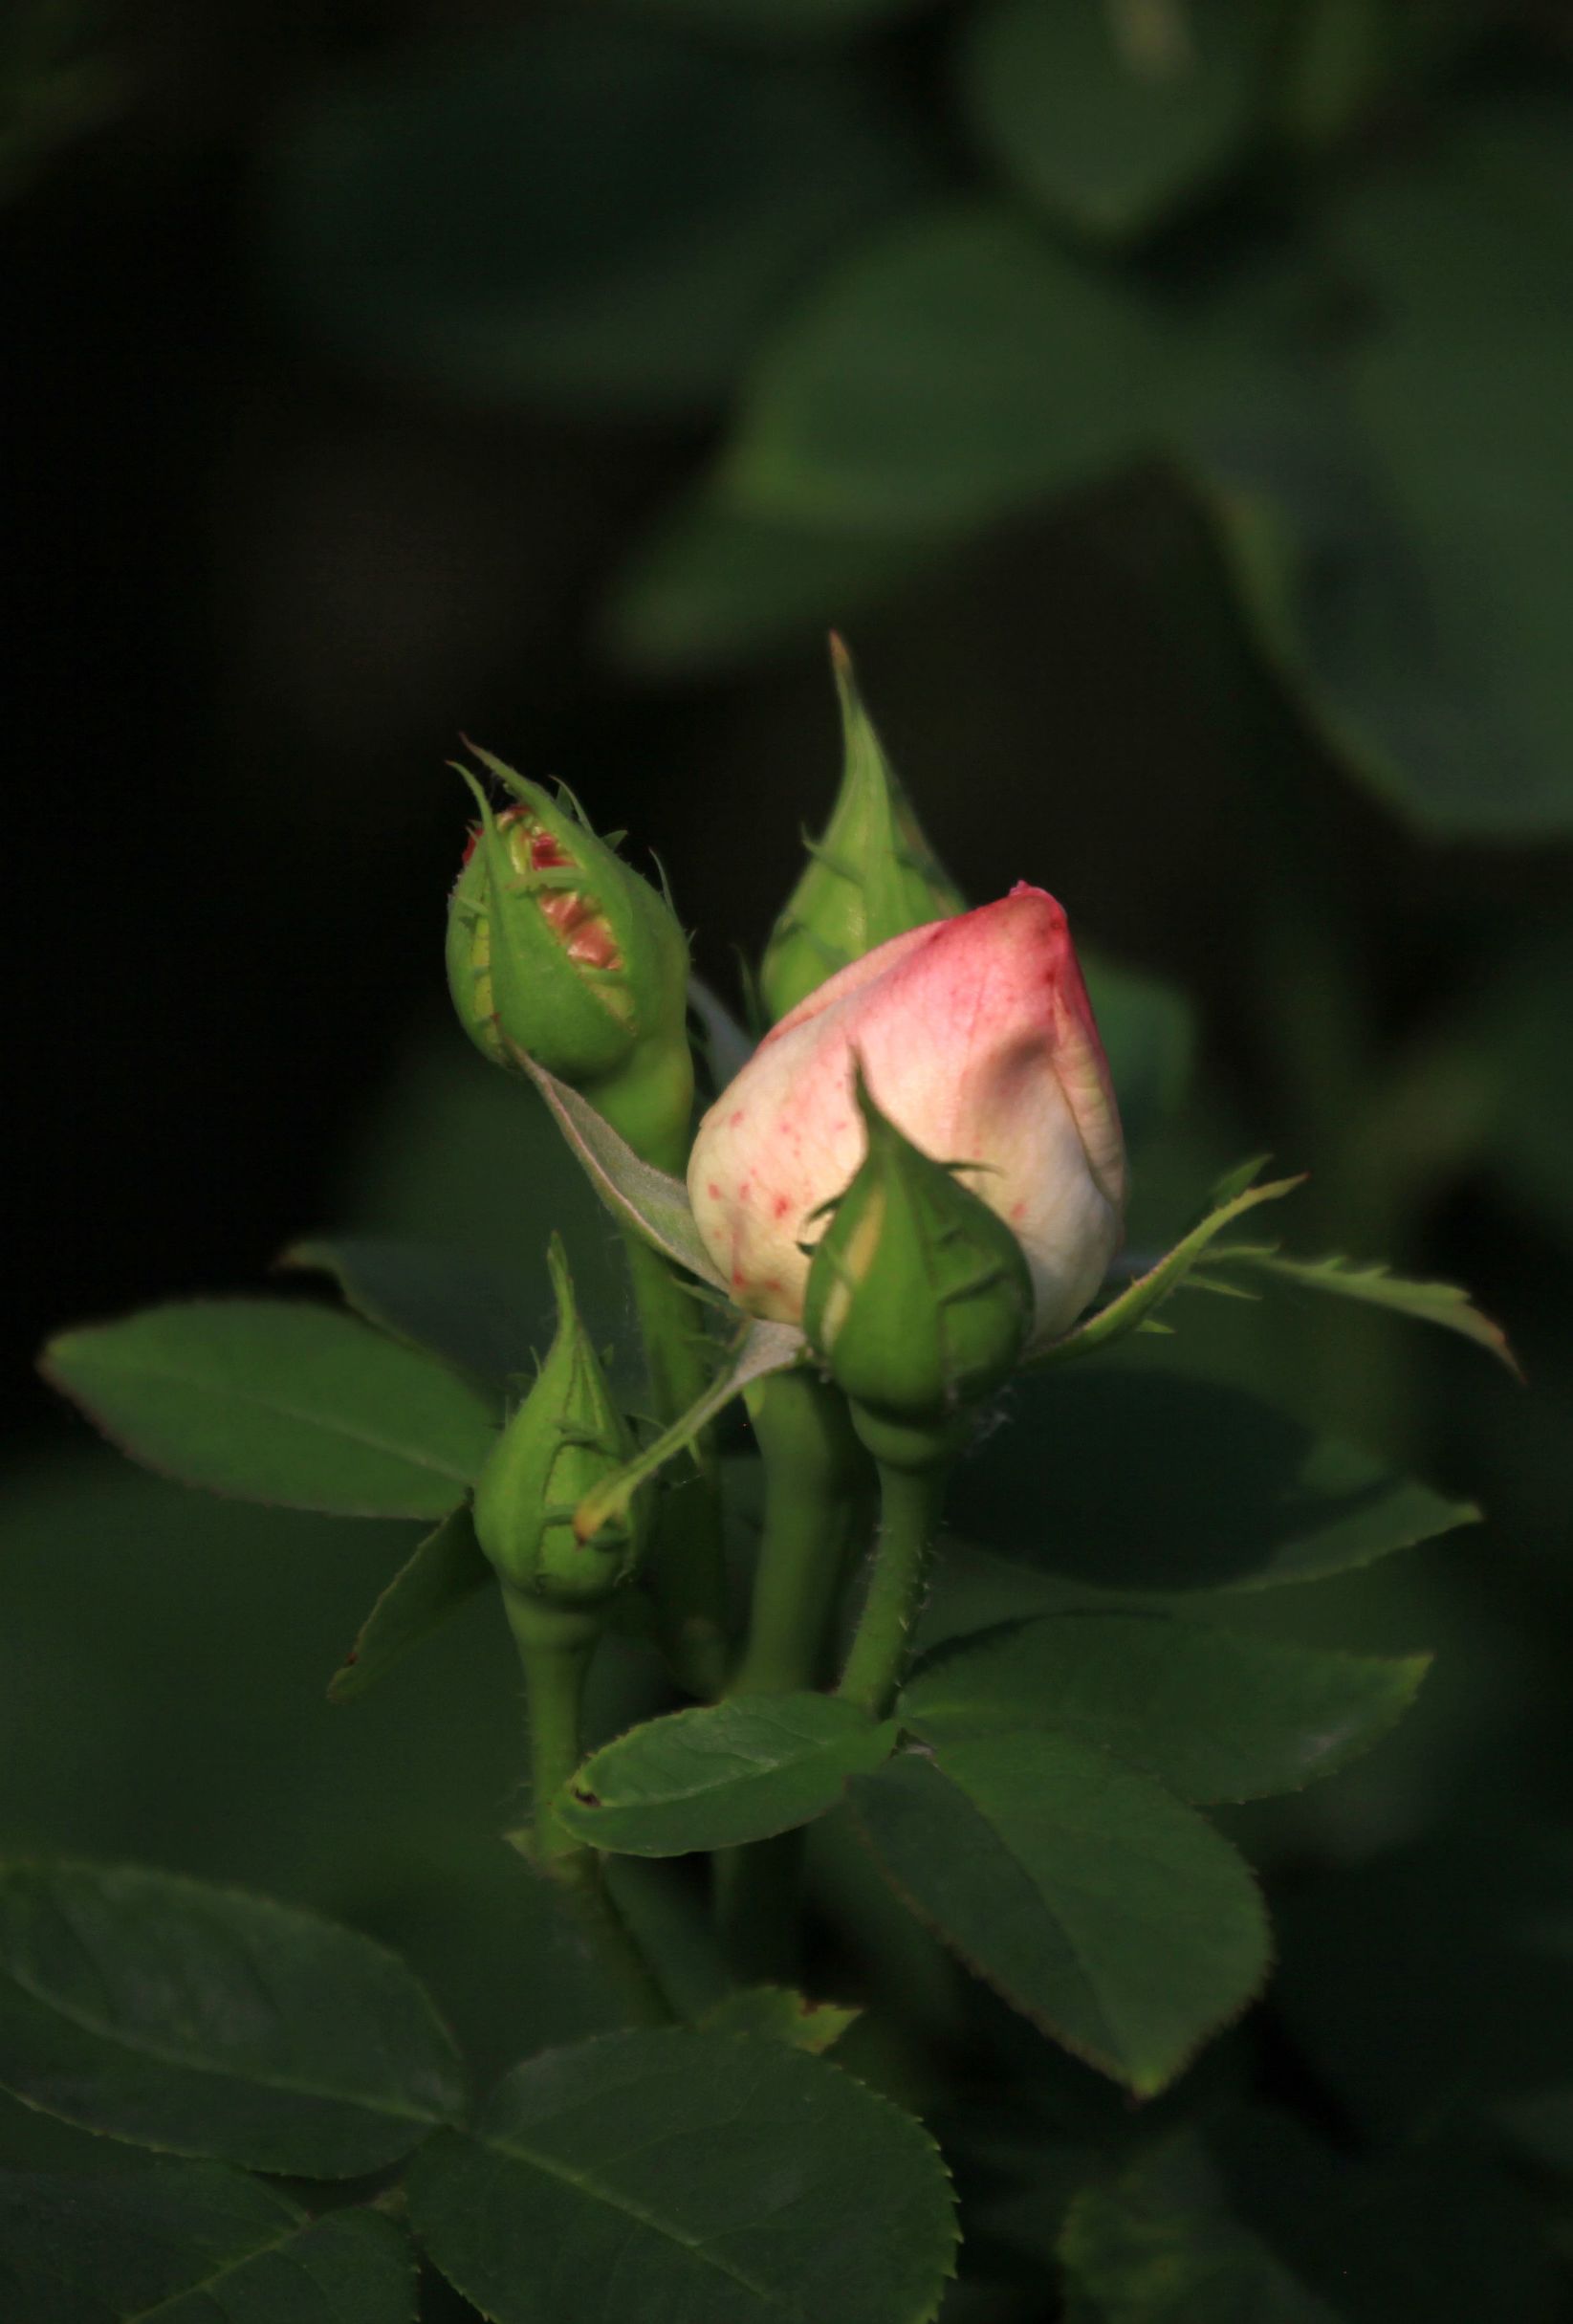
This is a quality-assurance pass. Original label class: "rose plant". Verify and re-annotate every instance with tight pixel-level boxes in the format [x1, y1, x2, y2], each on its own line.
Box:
[21, 644, 1517, 2323]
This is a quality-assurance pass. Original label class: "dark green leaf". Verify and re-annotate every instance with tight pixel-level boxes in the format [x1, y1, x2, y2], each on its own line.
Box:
[42, 1303, 498, 1519]
[280, 1236, 544, 1391]
[724, 201, 1165, 532]
[408, 2028, 957, 2324]
[265, 18, 929, 419]
[901, 1615, 1428, 1802]
[699, 1984, 860, 2054]
[958, 0, 1269, 241]
[966, 1366, 1475, 1591]
[557, 1694, 897, 1855]
[0, 1862, 464, 2176]
[602, 487, 929, 677]
[328, 1504, 493, 1703]
[0, 2162, 415, 2323]
[850, 1732, 1269, 2094]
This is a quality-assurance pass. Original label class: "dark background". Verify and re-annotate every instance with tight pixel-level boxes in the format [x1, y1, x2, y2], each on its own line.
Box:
[8, 0, 1573, 2274]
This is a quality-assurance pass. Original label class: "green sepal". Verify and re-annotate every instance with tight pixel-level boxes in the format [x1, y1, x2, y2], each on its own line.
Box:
[446, 749, 694, 1168]
[803, 1065, 1031, 1426]
[759, 637, 963, 1022]
[471, 1238, 646, 1605]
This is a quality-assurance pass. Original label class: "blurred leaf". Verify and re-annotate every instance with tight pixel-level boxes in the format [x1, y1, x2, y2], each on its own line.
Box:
[408, 2029, 957, 2323]
[1482, 926, 1573, 1250]
[557, 1694, 896, 1855]
[724, 201, 1165, 531]
[328, 1504, 493, 1704]
[851, 1733, 1269, 2094]
[1081, 951, 1195, 1151]
[1190, 94, 1573, 835]
[0, 2161, 415, 2324]
[0, 0, 121, 202]
[958, 0, 1271, 242]
[1060, 2131, 1338, 2322]
[602, 488, 929, 678]
[281, 1237, 545, 1392]
[265, 15, 930, 419]
[1207, 1250, 1518, 1374]
[43, 1302, 497, 1519]
[901, 1615, 1428, 1801]
[1278, 0, 1488, 151]
[966, 1365, 1476, 1591]
[699, 1984, 860, 2053]
[0, 1861, 464, 2177]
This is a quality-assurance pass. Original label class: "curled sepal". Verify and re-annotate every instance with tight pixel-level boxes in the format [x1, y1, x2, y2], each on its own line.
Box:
[1028, 1161, 1304, 1368]
[804, 1065, 1032, 1432]
[472, 1237, 647, 1606]
[759, 636, 964, 1023]
[447, 746, 693, 1167]
[573, 1318, 805, 1544]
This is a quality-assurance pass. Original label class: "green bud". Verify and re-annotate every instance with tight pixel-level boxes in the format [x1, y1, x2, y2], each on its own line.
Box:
[472, 1238, 646, 1607]
[802, 1066, 1032, 1442]
[447, 745, 693, 1167]
[759, 637, 965, 1024]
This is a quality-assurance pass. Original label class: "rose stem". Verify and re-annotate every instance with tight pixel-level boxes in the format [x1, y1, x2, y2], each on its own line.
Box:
[715, 1371, 874, 1981]
[504, 1591, 671, 2024]
[835, 1452, 950, 1718]
[619, 1225, 731, 1699]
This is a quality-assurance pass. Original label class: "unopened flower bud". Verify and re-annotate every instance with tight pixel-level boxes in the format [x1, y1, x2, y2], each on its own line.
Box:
[759, 638, 964, 1024]
[447, 746, 693, 1166]
[803, 1067, 1032, 1436]
[691, 886, 1125, 1344]
[472, 1238, 646, 1607]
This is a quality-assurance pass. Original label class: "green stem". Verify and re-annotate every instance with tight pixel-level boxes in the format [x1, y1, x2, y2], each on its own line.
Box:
[620, 1225, 730, 1698]
[717, 1371, 873, 1980]
[837, 1453, 949, 1718]
[504, 1591, 670, 2024]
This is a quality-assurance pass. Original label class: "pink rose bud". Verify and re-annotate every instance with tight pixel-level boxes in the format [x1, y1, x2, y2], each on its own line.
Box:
[688, 885, 1126, 1344]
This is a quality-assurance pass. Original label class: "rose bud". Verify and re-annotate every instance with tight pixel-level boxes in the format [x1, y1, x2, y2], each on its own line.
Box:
[804, 1066, 1032, 1436]
[759, 637, 964, 1024]
[448, 745, 693, 1168]
[472, 1237, 647, 1609]
[688, 885, 1125, 1346]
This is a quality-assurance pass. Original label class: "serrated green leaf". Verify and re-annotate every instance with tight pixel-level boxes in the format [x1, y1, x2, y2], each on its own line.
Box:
[0, 1862, 464, 2176]
[1210, 1249, 1519, 1374]
[967, 1366, 1475, 1592]
[901, 1616, 1428, 1802]
[958, 0, 1271, 242]
[851, 1733, 1268, 2094]
[558, 1694, 897, 1856]
[408, 2029, 957, 2324]
[328, 1503, 493, 1703]
[0, 2164, 417, 2324]
[852, 1734, 1268, 2095]
[699, 1984, 861, 2054]
[1031, 1166, 1301, 1364]
[42, 1303, 498, 1519]
[724, 201, 1166, 533]
[280, 1235, 543, 1391]
[263, 17, 930, 420]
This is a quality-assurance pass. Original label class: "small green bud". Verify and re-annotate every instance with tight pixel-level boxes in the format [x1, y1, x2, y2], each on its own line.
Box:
[447, 745, 693, 1166]
[803, 1066, 1032, 1439]
[759, 636, 965, 1024]
[472, 1238, 646, 1607]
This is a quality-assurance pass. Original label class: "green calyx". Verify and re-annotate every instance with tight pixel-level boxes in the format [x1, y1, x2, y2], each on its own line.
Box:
[759, 637, 964, 1024]
[472, 1237, 648, 1608]
[447, 744, 694, 1166]
[802, 1067, 1032, 1442]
